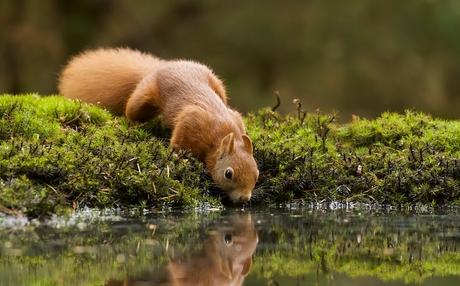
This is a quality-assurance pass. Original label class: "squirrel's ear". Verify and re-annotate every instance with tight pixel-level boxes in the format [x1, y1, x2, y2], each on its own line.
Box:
[219, 132, 235, 159]
[241, 257, 253, 277]
[242, 134, 253, 155]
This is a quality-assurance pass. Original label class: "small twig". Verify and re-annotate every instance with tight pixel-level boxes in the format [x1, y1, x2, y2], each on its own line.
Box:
[168, 187, 178, 194]
[271, 91, 281, 112]
[150, 224, 157, 236]
[46, 183, 59, 195]
[63, 114, 81, 125]
[330, 157, 346, 167]
[292, 98, 307, 123]
[364, 186, 378, 194]
[0, 203, 19, 216]
[158, 194, 177, 200]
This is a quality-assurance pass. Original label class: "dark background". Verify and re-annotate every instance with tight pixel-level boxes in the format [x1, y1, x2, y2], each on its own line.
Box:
[2, 0, 460, 121]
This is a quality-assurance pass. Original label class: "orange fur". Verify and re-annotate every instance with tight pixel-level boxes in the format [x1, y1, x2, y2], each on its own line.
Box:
[104, 213, 258, 286]
[58, 48, 259, 202]
[166, 213, 258, 285]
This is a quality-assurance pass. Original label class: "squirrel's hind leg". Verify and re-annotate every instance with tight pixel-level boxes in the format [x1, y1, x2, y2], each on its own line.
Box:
[125, 73, 164, 122]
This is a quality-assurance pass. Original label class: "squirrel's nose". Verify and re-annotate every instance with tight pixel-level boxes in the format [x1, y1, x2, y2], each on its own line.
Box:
[239, 195, 250, 202]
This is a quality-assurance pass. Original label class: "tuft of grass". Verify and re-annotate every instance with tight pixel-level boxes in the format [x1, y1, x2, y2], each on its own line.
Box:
[1, 94, 460, 215]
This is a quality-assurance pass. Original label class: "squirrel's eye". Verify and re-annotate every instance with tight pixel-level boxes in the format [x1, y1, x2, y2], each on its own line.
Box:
[225, 168, 233, 179]
[224, 234, 232, 244]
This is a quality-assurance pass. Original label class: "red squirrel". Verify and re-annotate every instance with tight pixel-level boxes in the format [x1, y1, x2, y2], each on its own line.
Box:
[104, 213, 258, 286]
[58, 48, 259, 202]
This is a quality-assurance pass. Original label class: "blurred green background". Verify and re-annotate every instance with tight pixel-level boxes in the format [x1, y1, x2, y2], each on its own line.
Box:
[2, 0, 460, 121]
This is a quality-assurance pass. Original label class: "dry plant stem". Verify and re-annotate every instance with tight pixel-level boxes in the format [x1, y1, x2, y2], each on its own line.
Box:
[271, 91, 281, 113]
[292, 98, 306, 123]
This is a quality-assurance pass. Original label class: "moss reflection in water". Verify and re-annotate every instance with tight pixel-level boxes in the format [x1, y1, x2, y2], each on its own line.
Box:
[1, 210, 460, 285]
[252, 210, 460, 285]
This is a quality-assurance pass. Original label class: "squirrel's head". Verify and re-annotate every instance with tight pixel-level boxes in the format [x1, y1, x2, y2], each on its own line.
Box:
[212, 132, 259, 203]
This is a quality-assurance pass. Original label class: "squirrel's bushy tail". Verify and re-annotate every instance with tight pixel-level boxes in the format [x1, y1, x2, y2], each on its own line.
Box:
[58, 48, 162, 116]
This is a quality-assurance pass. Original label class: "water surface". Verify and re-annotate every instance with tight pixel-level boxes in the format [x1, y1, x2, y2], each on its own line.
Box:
[1, 207, 460, 285]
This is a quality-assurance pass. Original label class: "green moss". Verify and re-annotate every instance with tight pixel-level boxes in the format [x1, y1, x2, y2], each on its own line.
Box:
[0, 94, 208, 215]
[247, 108, 460, 206]
[1, 94, 460, 215]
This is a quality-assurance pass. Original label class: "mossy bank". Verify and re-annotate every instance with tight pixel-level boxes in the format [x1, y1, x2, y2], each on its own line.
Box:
[1, 94, 460, 216]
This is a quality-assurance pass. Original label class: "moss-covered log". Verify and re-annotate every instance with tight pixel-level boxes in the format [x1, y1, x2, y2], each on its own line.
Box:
[1, 94, 460, 215]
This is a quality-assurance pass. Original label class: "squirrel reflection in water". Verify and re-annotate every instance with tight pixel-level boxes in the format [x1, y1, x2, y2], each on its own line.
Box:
[105, 213, 258, 286]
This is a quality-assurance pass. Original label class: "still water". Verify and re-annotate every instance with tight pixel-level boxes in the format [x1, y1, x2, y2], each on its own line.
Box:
[1, 207, 460, 285]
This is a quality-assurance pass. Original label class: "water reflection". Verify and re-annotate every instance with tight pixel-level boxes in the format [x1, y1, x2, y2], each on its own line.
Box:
[105, 213, 258, 286]
[1, 209, 460, 285]
[251, 210, 460, 285]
